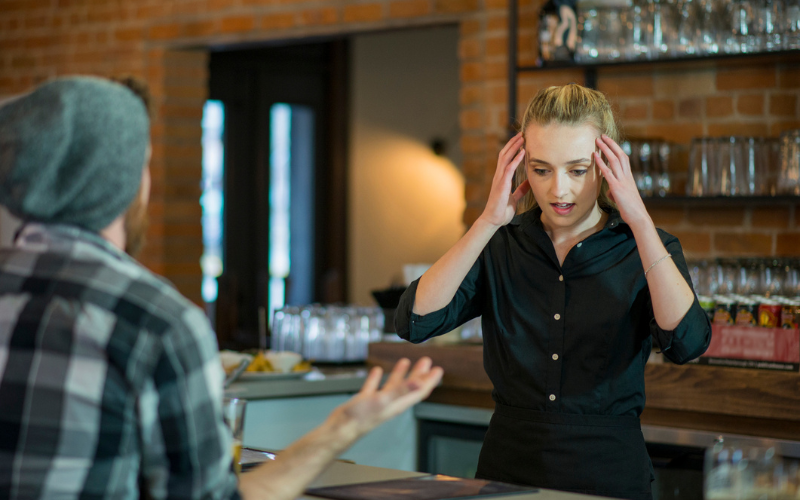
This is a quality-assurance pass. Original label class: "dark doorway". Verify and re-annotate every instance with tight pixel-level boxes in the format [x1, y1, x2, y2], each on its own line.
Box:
[208, 41, 349, 349]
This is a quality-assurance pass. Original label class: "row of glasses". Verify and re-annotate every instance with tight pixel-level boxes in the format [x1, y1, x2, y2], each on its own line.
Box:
[574, 0, 800, 64]
[687, 136, 781, 196]
[705, 438, 800, 500]
[621, 139, 673, 197]
[688, 258, 800, 297]
[271, 305, 384, 363]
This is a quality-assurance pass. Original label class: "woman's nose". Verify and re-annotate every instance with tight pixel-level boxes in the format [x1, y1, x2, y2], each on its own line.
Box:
[551, 172, 569, 197]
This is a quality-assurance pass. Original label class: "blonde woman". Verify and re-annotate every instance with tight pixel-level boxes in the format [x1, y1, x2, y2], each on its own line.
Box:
[396, 84, 711, 500]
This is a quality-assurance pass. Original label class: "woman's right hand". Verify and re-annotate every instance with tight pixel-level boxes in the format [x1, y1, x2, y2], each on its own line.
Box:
[478, 132, 530, 228]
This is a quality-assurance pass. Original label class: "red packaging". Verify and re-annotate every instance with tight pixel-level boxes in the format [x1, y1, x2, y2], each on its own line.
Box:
[758, 303, 782, 328]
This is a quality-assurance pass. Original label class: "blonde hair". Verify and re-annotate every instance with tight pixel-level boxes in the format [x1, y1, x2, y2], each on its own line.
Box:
[515, 84, 620, 214]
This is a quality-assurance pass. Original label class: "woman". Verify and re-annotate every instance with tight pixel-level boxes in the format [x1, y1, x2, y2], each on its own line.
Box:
[395, 84, 711, 500]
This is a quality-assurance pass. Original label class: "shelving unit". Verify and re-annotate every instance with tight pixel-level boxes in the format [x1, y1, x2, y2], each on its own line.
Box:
[506, 0, 800, 131]
[506, 0, 800, 205]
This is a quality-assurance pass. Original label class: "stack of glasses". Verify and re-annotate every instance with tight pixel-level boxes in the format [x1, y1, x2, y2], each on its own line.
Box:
[574, 0, 800, 63]
[271, 305, 385, 363]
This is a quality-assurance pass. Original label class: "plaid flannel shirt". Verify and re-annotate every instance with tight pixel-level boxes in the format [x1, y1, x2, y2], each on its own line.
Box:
[0, 223, 241, 500]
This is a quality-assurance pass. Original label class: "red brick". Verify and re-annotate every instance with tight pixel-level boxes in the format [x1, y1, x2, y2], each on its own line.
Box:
[389, 0, 431, 18]
[220, 15, 254, 33]
[707, 122, 770, 137]
[717, 66, 777, 91]
[776, 233, 800, 255]
[114, 27, 143, 42]
[678, 98, 703, 119]
[485, 61, 506, 80]
[687, 208, 746, 226]
[460, 18, 481, 36]
[486, 14, 506, 32]
[491, 85, 508, 105]
[465, 182, 486, 203]
[737, 94, 764, 115]
[669, 231, 711, 254]
[435, 0, 478, 13]
[460, 109, 483, 130]
[485, 36, 506, 57]
[150, 23, 181, 40]
[24, 15, 48, 29]
[136, 4, 167, 19]
[460, 86, 482, 107]
[461, 134, 484, 154]
[597, 74, 654, 98]
[261, 12, 295, 30]
[462, 158, 483, 179]
[24, 35, 57, 49]
[622, 102, 649, 120]
[752, 207, 791, 229]
[706, 96, 733, 118]
[653, 100, 674, 120]
[648, 207, 685, 226]
[464, 205, 483, 226]
[459, 38, 480, 59]
[460, 62, 483, 82]
[300, 7, 338, 26]
[343, 3, 383, 22]
[714, 233, 773, 255]
[779, 65, 800, 88]
[644, 123, 703, 144]
[771, 121, 800, 136]
[770, 93, 797, 117]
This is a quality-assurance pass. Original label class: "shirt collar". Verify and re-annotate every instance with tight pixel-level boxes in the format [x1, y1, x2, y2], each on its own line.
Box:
[511, 206, 625, 231]
[14, 222, 132, 262]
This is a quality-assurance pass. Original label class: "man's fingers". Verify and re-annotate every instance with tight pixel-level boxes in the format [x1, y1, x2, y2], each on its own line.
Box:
[360, 366, 383, 395]
[383, 358, 411, 389]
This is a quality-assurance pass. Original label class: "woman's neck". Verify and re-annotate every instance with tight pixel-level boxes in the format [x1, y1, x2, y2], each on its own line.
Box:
[542, 203, 608, 246]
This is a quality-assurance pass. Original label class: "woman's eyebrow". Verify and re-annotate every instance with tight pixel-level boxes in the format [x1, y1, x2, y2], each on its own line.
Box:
[528, 157, 592, 165]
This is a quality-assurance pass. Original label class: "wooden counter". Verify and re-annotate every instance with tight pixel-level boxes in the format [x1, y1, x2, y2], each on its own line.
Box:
[368, 342, 800, 440]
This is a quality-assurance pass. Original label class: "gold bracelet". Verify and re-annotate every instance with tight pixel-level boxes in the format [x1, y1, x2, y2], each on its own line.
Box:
[644, 253, 672, 278]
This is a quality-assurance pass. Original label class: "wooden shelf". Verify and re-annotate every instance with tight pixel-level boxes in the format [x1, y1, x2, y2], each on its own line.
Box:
[642, 195, 800, 208]
[368, 342, 800, 439]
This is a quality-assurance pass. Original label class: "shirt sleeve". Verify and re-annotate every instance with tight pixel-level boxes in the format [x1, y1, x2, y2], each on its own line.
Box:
[395, 253, 485, 343]
[138, 306, 242, 500]
[648, 234, 712, 365]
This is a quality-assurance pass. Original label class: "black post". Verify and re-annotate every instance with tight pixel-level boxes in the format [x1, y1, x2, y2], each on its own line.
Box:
[508, 0, 518, 137]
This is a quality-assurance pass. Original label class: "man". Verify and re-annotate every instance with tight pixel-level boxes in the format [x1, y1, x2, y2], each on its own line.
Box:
[0, 76, 442, 500]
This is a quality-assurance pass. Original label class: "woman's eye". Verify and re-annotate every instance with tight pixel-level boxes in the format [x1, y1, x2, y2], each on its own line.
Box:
[533, 168, 549, 176]
[572, 169, 588, 177]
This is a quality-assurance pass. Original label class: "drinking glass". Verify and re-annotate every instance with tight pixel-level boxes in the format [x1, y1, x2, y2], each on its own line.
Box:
[676, 0, 698, 55]
[222, 397, 247, 476]
[785, 0, 800, 48]
[778, 130, 800, 195]
[695, 0, 721, 54]
[688, 137, 716, 196]
[655, 142, 672, 197]
[626, 0, 652, 59]
[715, 136, 744, 196]
[761, 0, 786, 50]
[597, 6, 624, 60]
[576, 6, 600, 62]
[731, 0, 760, 52]
[650, 0, 679, 57]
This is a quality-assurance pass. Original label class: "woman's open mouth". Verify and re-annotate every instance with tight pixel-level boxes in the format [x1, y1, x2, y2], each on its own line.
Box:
[550, 203, 575, 216]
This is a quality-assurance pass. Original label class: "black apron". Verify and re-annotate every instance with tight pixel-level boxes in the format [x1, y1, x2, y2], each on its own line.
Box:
[475, 403, 654, 500]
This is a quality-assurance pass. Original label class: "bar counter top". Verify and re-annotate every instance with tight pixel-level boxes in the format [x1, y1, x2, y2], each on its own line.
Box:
[300, 460, 602, 500]
[225, 366, 370, 400]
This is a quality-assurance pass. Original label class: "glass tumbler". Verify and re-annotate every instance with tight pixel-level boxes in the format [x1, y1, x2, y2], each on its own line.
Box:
[688, 137, 716, 196]
[705, 438, 783, 500]
[778, 129, 800, 195]
[222, 397, 247, 475]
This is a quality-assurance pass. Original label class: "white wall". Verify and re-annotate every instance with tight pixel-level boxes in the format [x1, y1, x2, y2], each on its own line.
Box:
[349, 26, 465, 306]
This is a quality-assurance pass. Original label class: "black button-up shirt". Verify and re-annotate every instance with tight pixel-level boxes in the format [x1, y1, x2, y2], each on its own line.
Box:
[396, 208, 711, 417]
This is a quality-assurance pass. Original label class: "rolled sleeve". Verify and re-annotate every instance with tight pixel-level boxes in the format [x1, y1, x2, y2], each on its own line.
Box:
[649, 235, 712, 365]
[395, 256, 485, 344]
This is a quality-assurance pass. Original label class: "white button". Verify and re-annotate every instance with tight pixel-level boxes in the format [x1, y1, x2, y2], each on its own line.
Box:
[552, 354, 559, 361]
[549, 394, 556, 401]
[558, 275, 564, 282]
[577, 242, 582, 248]
[554, 313, 561, 320]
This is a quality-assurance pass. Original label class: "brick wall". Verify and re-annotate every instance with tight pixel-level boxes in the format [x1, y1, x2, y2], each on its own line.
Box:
[1, 0, 798, 303]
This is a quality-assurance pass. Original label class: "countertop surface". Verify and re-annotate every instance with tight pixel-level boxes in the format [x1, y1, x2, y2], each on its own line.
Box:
[225, 366, 370, 400]
[299, 460, 603, 500]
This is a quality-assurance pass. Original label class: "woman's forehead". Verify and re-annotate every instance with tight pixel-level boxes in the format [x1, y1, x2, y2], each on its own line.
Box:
[523, 123, 599, 158]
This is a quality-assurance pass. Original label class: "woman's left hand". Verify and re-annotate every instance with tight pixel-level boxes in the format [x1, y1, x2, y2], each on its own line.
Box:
[594, 134, 651, 228]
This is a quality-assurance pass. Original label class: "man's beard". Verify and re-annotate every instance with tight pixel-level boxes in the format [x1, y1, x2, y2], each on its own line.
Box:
[124, 190, 148, 258]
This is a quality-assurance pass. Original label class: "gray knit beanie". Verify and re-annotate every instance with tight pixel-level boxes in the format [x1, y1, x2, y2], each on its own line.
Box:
[0, 76, 150, 232]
